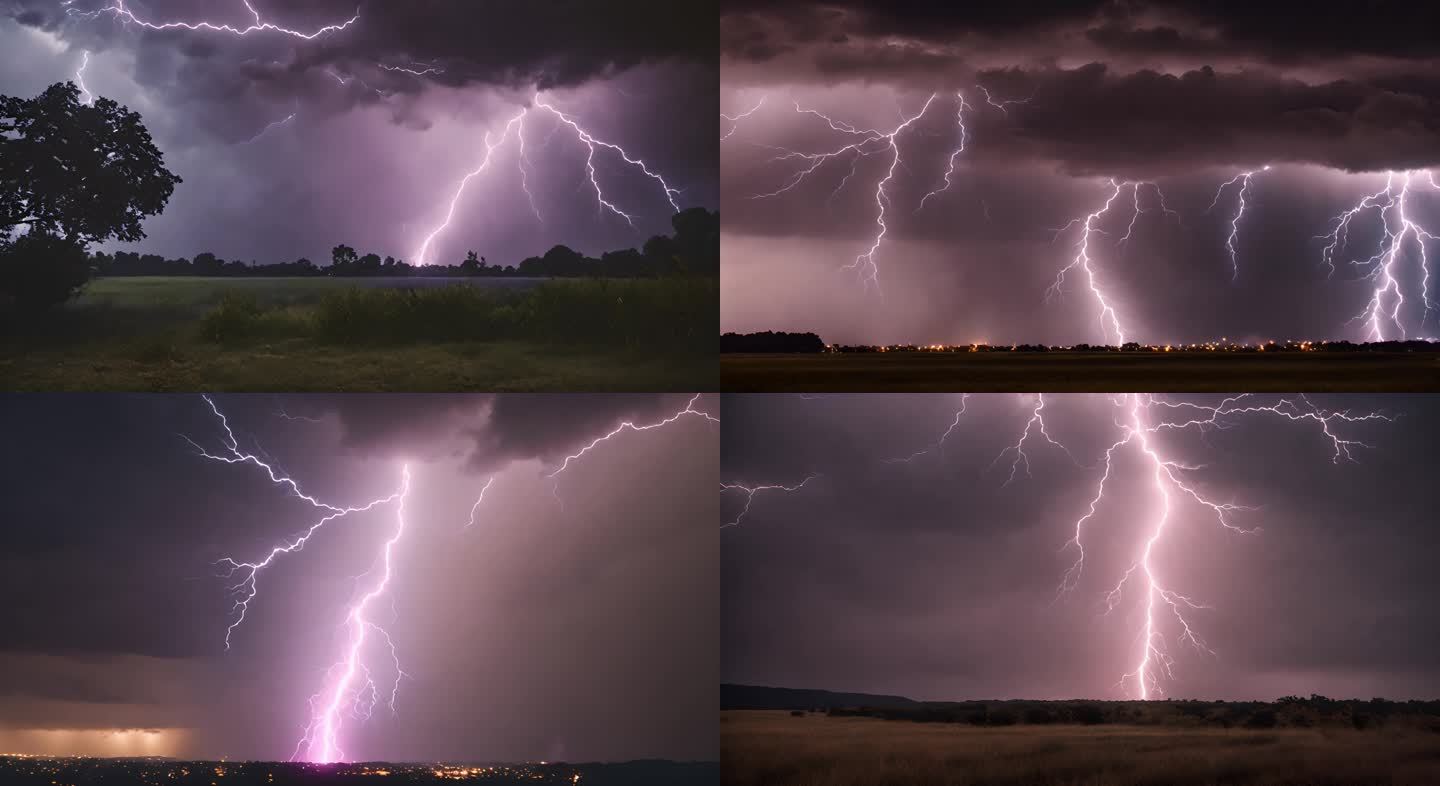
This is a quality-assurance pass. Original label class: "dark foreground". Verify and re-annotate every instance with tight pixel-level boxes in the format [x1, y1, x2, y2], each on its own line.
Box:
[0, 756, 717, 785]
[722, 710, 1440, 786]
[721, 351, 1440, 391]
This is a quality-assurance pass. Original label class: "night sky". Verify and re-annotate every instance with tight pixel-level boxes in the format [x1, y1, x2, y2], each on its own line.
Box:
[0, 393, 718, 763]
[720, 1, 1440, 345]
[0, 0, 717, 266]
[722, 393, 1440, 702]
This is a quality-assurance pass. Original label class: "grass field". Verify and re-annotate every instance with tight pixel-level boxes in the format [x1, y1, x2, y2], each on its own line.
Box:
[721, 351, 1440, 391]
[722, 710, 1440, 786]
[2, 277, 717, 391]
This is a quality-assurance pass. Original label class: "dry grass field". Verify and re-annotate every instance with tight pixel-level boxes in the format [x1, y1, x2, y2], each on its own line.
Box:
[722, 710, 1440, 786]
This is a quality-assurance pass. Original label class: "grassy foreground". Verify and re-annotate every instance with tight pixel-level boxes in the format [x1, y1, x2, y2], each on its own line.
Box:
[722, 710, 1440, 786]
[721, 351, 1440, 391]
[2, 277, 717, 391]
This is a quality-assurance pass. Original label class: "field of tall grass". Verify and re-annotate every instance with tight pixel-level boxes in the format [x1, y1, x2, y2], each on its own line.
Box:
[2, 276, 716, 390]
[722, 710, 1440, 786]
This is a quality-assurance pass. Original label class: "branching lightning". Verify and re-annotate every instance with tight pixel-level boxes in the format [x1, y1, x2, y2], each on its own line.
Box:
[84, 0, 360, 40]
[750, 93, 940, 293]
[1318, 170, 1440, 340]
[720, 476, 819, 529]
[546, 394, 719, 480]
[413, 95, 684, 264]
[1047, 394, 1390, 698]
[916, 92, 970, 212]
[1047, 179, 1177, 344]
[882, 394, 969, 464]
[186, 396, 411, 764]
[731, 394, 1392, 698]
[1208, 166, 1268, 281]
[722, 95, 766, 141]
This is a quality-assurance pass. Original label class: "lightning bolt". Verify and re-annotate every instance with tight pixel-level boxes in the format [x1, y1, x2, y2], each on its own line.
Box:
[721, 95, 766, 141]
[1318, 171, 1440, 340]
[1208, 166, 1268, 281]
[87, 0, 359, 40]
[751, 93, 939, 294]
[1050, 394, 1391, 698]
[464, 476, 497, 529]
[74, 50, 92, 105]
[186, 396, 411, 764]
[414, 95, 683, 265]
[720, 475, 819, 529]
[1046, 179, 1179, 344]
[413, 108, 528, 265]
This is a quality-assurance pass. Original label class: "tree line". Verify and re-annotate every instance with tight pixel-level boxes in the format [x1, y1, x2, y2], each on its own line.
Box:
[93, 207, 719, 279]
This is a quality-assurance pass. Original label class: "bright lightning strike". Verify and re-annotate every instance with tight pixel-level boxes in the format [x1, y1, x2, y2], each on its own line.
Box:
[186, 396, 410, 764]
[413, 95, 683, 265]
[74, 50, 92, 105]
[720, 475, 819, 529]
[1208, 166, 1268, 281]
[464, 476, 496, 529]
[86, 0, 359, 40]
[976, 85, 1030, 116]
[295, 464, 411, 764]
[1049, 394, 1391, 699]
[1047, 179, 1180, 344]
[1318, 171, 1440, 340]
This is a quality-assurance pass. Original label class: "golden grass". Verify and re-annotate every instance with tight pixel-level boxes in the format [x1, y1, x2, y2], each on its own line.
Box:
[722, 710, 1440, 786]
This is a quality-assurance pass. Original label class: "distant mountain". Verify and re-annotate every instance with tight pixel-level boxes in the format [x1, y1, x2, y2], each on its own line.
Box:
[721, 683, 919, 710]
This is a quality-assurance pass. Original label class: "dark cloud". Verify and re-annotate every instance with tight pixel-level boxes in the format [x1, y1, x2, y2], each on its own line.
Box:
[722, 394, 1440, 701]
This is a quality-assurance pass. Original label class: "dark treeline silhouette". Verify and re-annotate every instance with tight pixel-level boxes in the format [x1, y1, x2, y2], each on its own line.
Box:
[94, 208, 719, 279]
[724, 685, 1440, 731]
[720, 331, 826, 353]
[719, 333, 1440, 354]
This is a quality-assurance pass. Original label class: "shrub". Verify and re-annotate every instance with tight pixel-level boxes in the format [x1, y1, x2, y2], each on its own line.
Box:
[1023, 707, 1057, 725]
[199, 292, 264, 344]
[0, 232, 93, 310]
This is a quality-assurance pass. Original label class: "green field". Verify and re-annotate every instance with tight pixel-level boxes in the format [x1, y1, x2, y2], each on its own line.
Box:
[723, 710, 1440, 786]
[721, 351, 1440, 391]
[1, 276, 717, 391]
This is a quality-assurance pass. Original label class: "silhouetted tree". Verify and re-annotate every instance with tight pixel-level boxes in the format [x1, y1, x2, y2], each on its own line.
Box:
[0, 82, 180, 244]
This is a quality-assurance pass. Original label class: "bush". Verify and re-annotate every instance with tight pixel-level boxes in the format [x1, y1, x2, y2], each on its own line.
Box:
[1023, 707, 1057, 725]
[0, 232, 93, 310]
[199, 293, 264, 343]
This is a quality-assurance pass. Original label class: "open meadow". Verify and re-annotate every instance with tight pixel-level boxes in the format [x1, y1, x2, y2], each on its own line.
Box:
[1, 276, 717, 391]
[722, 710, 1440, 786]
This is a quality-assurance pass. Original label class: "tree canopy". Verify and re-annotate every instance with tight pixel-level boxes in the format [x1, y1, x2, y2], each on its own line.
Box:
[0, 82, 181, 245]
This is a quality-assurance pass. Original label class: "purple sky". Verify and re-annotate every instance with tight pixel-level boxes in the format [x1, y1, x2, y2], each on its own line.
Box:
[720, 2, 1440, 345]
[721, 393, 1440, 703]
[1, 1, 716, 267]
[0, 393, 718, 763]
